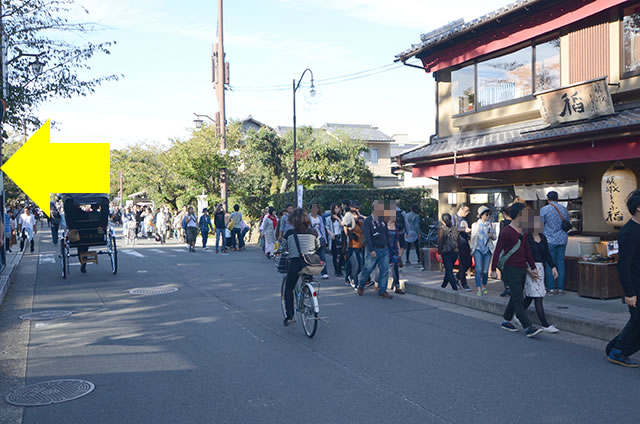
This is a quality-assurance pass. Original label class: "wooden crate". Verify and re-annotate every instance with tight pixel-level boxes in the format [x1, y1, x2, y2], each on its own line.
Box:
[565, 257, 580, 292]
[576, 261, 624, 299]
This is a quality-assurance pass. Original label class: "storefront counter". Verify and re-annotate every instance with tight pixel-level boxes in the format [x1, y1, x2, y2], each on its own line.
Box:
[576, 261, 624, 299]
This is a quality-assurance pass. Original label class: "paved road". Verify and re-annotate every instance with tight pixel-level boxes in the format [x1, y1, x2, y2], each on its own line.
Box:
[1, 230, 638, 424]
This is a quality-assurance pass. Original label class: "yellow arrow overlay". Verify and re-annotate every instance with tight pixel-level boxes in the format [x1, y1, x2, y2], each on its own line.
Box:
[1, 120, 110, 216]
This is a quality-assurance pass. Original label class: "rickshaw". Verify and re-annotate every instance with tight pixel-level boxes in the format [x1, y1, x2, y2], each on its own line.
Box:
[59, 193, 118, 278]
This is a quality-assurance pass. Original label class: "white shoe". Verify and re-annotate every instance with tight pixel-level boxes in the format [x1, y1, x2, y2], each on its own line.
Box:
[513, 316, 522, 328]
[542, 325, 559, 333]
[321, 274, 329, 280]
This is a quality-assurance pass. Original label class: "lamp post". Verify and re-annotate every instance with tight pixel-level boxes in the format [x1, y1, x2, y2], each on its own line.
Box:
[292, 68, 316, 208]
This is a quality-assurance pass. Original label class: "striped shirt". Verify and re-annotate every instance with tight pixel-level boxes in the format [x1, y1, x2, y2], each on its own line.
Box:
[281, 229, 320, 259]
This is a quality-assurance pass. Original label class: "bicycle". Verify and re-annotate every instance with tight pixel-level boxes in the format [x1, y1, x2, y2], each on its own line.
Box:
[280, 271, 320, 338]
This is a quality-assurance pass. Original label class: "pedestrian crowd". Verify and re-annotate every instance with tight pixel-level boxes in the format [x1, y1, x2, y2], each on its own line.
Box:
[263, 199, 427, 326]
[119, 203, 250, 253]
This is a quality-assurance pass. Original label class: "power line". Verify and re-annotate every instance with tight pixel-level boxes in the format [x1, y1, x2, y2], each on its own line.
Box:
[228, 61, 420, 92]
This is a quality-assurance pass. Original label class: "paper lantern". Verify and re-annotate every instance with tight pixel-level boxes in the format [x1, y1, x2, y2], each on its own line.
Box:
[601, 163, 638, 228]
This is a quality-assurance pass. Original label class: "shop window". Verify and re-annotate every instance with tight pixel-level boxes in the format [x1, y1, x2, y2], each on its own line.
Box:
[477, 46, 533, 108]
[622, 5, 640, 78]
[535, 39, 561, 91]
[452, 65, 475, 114]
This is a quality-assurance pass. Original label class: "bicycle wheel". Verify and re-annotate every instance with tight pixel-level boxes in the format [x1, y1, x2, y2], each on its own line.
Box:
[280, 276, 288, 319]
[300, 285, 318, 338]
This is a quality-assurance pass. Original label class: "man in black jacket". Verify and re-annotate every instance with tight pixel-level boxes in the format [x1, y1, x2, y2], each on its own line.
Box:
[356, 200, 392, 299]
[607, 190, 640, 367]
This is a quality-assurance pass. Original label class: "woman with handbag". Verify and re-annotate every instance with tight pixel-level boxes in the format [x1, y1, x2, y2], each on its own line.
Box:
[326, 203, 344, 277]
[280, 208, 321, 326]
[470, 206, 496, 296]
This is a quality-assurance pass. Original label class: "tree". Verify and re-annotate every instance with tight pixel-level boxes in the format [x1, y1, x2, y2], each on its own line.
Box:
[1, 0, 121, 132]
[1, 131, 27, 203]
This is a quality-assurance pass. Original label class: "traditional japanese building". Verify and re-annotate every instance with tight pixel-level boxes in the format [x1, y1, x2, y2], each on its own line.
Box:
[396, 0, 640, 295]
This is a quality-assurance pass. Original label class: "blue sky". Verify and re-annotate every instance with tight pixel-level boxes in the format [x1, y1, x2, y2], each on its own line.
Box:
[38, 0, 510, 148]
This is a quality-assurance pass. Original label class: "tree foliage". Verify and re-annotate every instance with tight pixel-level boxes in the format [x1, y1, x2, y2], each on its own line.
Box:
[1, 0, 121, 132]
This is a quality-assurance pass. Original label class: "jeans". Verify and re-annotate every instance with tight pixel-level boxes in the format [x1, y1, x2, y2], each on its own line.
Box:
[231, 228, 241, 249]
[358, 247, 389, 295]
[457, 242, 472, 287]
[317, 246, 328, 276]
[201, 230, 209, 248]
[284, 257, 304, 319]
[239, 227, 249, 249]
[391, 262, 400, 288]
[608, 305, 640, 357]
[51, 224, 59, 245]
[441, 252, 458, 289]
[346, 247, 363, 285]
[473, 250, 492, 288]
[502, 266, 532, 329]
[545, 243, 566, 291]
[215, 229, 225, 252]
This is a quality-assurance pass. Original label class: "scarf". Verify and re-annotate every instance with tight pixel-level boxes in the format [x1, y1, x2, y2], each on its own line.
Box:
[267, 214, 277, 229]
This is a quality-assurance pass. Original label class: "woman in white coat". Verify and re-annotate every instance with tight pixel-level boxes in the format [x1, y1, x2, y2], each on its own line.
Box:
[261, 206, 278, 258]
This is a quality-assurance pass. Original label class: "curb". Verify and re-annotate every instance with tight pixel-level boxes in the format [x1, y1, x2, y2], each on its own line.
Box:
[403, 280, 623, 341]
[0, 250, 26, 307]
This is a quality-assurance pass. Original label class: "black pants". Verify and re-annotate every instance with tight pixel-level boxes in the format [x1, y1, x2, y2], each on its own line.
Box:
[502, 266, 532, 329]
[406, 241, 420, 263]
[5, 237, 10, 251]
[201, 230, 209, 248]
[456, 242, 472, 287]
[284, 257, 304, 319]
[20, 230, 34, 252]
[391, 262, 400, 288]
[608, 305, 640, 357]
[441, 252, 458, 289]
[51, 224, 59, 245]
[331, 242, 344, 275]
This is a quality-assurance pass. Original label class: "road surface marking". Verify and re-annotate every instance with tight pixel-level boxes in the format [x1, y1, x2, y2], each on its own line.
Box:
[149, 249, 167, 254]
[137, 270, 148, 273]
[172, 249, 188, 253]
[39, 254, 55, 264]
[121, 250, 145, 258]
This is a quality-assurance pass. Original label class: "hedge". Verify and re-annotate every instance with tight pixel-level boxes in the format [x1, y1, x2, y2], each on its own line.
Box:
[271, 186, 438, 231]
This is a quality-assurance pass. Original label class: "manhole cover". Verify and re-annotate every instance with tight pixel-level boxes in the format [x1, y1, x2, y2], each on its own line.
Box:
[19, 311, 73, 321]
[6, 379, 95, 406]
[129, 287, 178, 295]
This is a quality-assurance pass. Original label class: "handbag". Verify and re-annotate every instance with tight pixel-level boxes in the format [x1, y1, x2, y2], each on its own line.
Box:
[550, 203, 572, 232]
[293, 232, 325, 275]
[227, 219, 236, 231]
[497, 235, 522, 272]
[277, 252, 288, 274]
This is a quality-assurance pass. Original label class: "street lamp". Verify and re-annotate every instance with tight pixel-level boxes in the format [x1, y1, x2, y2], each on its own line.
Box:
[193, 112, 215, 129]
[292, 68, 316, 208]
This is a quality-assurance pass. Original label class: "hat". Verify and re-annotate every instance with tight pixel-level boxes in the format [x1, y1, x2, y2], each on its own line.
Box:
[202, 208, 208, 213]
[351, 200, 361, 209]
[546, 191, 559, 201]
[477, 206, 490, 217]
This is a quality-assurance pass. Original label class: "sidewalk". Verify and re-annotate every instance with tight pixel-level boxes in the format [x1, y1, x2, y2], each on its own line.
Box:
[398, 264, 628, 341]
[0, 244, 26, 307]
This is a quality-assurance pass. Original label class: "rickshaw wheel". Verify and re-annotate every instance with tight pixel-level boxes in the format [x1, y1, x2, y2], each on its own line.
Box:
[109, 233, 118, 274]
[61, 240, 68, 279]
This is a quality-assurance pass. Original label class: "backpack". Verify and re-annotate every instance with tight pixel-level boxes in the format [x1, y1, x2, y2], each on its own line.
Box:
[440, 226, 458, 254]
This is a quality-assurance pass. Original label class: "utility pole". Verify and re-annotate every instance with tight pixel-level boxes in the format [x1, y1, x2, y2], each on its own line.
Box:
[0, 2, 6, 268]
[215, 0, 228, 211]
[119, 171, 123, 209]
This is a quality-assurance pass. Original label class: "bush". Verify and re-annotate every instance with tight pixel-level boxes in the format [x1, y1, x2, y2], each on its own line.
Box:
[271, 186, 438, 231]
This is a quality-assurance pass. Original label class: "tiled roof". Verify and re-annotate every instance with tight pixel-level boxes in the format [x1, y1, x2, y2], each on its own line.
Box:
[395, 0, 544, 62]
[400, 105, 640, 163]
[323, 123, 394, 142]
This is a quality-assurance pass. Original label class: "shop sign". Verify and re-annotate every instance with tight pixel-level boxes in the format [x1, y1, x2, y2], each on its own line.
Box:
[601, 164, 638, 228]
[536, 77, 614, 126]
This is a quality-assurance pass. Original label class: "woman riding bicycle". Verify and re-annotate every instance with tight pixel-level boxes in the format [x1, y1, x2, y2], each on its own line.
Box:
[279, 208, 320, 327]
